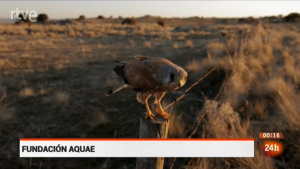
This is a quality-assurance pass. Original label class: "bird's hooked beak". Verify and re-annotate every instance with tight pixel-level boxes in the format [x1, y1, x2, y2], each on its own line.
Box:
[178, 80, 185, 88]
[178, 77, 186, 88]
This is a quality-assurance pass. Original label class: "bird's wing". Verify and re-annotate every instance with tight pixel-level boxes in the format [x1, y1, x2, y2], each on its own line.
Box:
[125, 57, 170, 92]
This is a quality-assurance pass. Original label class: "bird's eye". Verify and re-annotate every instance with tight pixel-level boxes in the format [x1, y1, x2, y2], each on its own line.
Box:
[170, 73, 175, 82]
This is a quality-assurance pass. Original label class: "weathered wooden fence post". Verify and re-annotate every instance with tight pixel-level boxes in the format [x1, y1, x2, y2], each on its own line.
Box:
[136, 117, 170, 169]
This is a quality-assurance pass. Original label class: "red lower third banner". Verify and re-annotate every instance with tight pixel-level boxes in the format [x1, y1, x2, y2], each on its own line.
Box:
[20, 138, 255, 158]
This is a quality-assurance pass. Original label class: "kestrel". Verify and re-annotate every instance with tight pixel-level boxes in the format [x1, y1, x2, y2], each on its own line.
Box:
[105, 55, 188, 120]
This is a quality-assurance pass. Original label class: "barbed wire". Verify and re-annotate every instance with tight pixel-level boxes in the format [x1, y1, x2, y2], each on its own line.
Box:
[163, 63, 220, 111]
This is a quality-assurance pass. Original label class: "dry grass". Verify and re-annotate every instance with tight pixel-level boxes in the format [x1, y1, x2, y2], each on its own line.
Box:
[0, 20, 174, 38]
[180, 100, 275, 169]
[92, 109, 110, 126]
[182, 22, 300, 169]
[144, 41, 152, 48]
[52, 91, 69, 107]
[18, 87, 35, 97]
[166, 104, 185, 138]
[186, 40, 194, 48]
[0, 103, 15, 122]
[206, 42, 227, 58]
[177, 35, 186, 41]
[1, 17, 300, 169]
[0, 91, 15, 122]
[186, 59, 201, 72]
[173, 43, 179, 50]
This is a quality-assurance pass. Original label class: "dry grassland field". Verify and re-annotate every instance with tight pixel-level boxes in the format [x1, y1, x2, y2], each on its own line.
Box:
[0, 14, 300, 169]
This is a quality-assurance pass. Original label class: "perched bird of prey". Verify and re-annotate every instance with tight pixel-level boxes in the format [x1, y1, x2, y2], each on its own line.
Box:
[105, 55, 188, 120]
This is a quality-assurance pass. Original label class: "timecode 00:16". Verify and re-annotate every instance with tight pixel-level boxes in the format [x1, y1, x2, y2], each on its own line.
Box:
[259, 132, 284, 139]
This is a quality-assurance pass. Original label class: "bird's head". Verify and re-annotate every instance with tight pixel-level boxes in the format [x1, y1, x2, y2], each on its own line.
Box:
[164, 65, 188, 90]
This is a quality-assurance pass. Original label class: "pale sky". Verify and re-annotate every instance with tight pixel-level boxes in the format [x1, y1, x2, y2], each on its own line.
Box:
[0, 1, 299, 19]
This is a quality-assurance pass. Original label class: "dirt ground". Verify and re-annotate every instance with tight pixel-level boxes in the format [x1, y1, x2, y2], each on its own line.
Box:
[0, 17, 300, 169]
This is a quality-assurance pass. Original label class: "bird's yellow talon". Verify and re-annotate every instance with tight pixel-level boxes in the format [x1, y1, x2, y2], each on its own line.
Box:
[155, 108, 159, 113]
[145, 111, 155, 120]
[155, 108, 170, 119]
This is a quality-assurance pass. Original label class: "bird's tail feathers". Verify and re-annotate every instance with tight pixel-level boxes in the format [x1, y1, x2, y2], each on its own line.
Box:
[105, 83, 130, 96]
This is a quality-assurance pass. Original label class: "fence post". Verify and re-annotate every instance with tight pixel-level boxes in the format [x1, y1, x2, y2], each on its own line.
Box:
[136, 117, 170, 169]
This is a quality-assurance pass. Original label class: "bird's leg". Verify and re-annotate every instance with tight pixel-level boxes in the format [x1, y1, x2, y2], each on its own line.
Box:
[154, 92, 170, 119]
[142, 93, 155, 120]
[154, 92, 166, 105]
